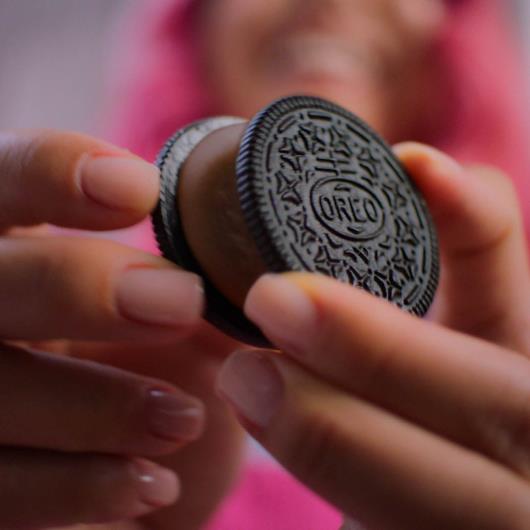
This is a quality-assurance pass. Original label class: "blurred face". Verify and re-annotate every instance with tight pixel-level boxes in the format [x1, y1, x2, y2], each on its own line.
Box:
[198, 0, 447, 141]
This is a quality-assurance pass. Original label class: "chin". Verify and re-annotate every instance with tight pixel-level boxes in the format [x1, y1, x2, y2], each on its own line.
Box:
[249, 79, 384, 131]
[223, 76, 385, 133]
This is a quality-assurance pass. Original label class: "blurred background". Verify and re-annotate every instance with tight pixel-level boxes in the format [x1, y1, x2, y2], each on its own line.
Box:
[1, 0, 529, 139]
[0, 0, 128, 136]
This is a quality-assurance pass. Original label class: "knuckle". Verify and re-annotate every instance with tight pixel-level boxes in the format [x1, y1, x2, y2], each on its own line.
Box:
[283, 408, 344, 484]
[475, 387, 530, 480]
[95, 383, 147, 451]
[70, 366, 152, 454]
[32, 242, 80, 302]
[52, 238, 115, 289]
[502, 414, 530, 478]
[3, 129, 103, 194]
[98, 461, 142, 520]
[359, 344, 399, 397]
[0, 134, 36, 222]
[445, 164, 522, 258]
[26, 239, 113, 317]
[74, 456, 136, 522]
[13, 131, 59, 185]
[0, 131, 35, 173]
[14, 242, 63, 302]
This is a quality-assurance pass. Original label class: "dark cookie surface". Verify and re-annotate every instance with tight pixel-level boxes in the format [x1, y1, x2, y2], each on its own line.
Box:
[152, 116, 270, 346]
[237, 96, 439, 316]
[153, 116, 245, 266]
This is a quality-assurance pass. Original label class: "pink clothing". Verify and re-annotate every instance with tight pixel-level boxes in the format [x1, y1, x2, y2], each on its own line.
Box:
[107, 1, 530, 528]
[204, 464, 342, 530]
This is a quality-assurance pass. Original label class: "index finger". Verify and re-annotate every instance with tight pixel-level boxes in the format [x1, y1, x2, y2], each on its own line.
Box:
[244, 272, 530, 481]
[0, 129, 159, 231]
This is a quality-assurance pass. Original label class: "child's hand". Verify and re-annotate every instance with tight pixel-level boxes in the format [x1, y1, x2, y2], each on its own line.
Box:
[217, 145, 530, 530]
[0, 130, 209, 528]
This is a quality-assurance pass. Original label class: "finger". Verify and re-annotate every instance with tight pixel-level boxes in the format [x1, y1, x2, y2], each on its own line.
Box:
[218, 350, 530, 530]
[394, 143, 530, 349]
[0, 237, 203, 340]
[0, 129, 159, 231]
[7, 224, 50, 237]
[244, 273, 530, 480]
[0, 344, 204, 456]
[0, 451, 178, 529]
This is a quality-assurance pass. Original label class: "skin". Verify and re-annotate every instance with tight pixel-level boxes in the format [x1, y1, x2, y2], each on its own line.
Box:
[219, 145, 530, 529]
[198, 0, 448, 141]
[179, 123, 268, 308]
[1, 1, 528, 530]
[0, 130, 243, 530]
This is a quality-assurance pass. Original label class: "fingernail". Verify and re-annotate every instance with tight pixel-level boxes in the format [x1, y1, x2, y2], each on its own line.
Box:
[217, 350, 283, 429]
[244, 274, 317, 352]
[78, 155, 160, 211]
[116, 268, 204, 327]
[146, 389, 205, 441]
[131, 459, 179, 507]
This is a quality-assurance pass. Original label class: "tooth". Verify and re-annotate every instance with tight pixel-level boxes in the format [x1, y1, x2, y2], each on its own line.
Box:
[272, 31, 379, 79]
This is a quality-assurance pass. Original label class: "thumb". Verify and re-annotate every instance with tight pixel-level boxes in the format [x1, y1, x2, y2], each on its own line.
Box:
[394, 143, 530, 352]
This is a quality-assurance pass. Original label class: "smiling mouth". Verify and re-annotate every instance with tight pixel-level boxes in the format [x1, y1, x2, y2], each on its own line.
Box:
[267, 33, 385, 84]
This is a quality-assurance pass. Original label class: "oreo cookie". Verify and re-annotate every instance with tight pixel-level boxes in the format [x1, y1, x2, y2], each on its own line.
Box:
[153, 96, 439, 346]
[152, 116, 270, 345]
[153, 116, 244, 266]
[237, 95, 439, 317]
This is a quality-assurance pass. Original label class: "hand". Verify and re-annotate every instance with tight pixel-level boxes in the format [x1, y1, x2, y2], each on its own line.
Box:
[0, 129, 213, 529]
[216, 144, 530, 530]
[69, 326, 247, 530]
